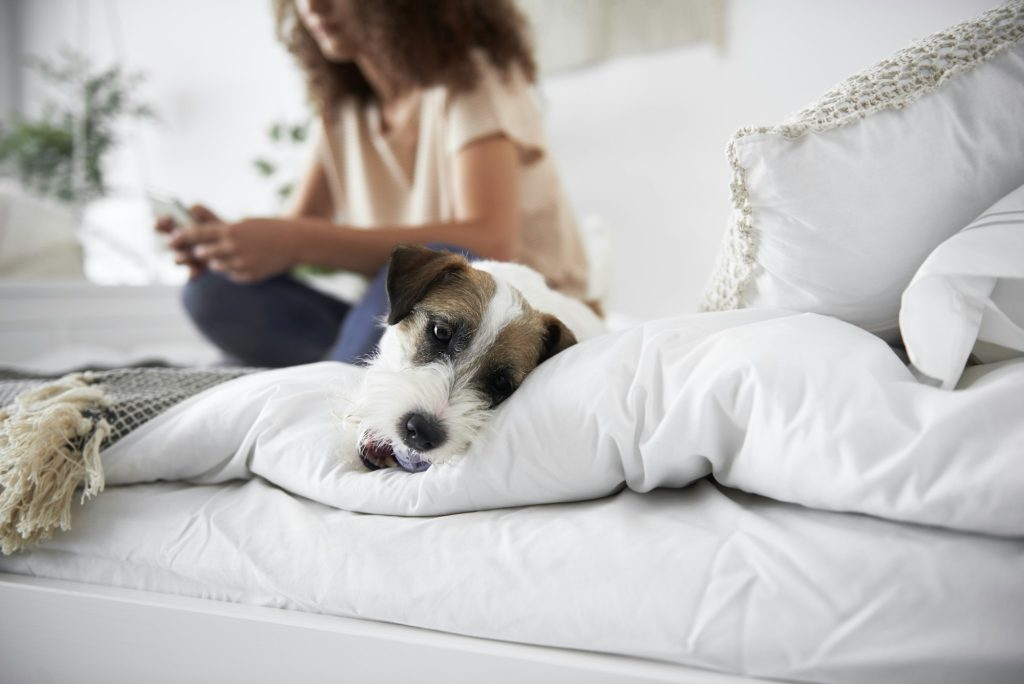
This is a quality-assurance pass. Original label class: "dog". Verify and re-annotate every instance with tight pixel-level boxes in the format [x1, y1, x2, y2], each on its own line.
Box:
[347, 245, 606, 472]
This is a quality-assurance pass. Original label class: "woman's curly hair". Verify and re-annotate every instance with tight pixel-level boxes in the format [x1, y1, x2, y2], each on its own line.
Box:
[273, 0, 537, 114]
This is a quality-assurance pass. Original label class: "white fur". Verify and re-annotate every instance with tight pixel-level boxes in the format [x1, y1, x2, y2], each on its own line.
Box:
[465, 277, 523, 359]
[349, 359, 491, 465]
[473, 261, 607, 341]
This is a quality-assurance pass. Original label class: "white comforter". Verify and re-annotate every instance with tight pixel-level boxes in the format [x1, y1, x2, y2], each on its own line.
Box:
[100, 309, 1024, 537]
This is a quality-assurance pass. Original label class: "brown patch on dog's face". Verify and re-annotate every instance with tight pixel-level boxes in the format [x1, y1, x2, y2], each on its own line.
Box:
[470, 311, 546, 407]
[395, 274, 579, 407]
[471, 306, 578, 408]
[387, 246, 479, 326]
[384, 245, 579, 412]
[400, 266, 498, 366]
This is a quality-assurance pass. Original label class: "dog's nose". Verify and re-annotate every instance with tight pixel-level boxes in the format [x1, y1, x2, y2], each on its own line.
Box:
[401, 412, 447, 452]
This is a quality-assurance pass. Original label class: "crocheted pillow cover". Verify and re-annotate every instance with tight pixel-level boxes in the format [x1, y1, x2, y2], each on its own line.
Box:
[701, 1, 1024, 339]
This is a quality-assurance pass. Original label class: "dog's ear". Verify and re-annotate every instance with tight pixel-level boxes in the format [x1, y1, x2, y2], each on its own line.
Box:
[386, 245, 470, 325]
[538, 314, 578, 364]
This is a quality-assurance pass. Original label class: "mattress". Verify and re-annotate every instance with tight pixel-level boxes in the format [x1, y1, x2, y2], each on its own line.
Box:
[2, 476, 1022, 684]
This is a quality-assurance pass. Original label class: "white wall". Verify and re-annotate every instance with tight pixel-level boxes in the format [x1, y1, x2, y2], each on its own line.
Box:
[539, 0, 1001, 319]
[9, 0, 1003, 320]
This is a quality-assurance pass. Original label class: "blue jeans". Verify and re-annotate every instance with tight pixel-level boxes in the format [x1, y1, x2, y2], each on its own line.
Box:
[182, 245, 474, 367]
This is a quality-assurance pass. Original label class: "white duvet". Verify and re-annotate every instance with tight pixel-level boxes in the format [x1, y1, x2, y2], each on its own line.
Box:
[98, 309, 1024, 537]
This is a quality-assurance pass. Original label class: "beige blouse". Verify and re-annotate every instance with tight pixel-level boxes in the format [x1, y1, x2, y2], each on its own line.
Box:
[316, 51, 589, 300]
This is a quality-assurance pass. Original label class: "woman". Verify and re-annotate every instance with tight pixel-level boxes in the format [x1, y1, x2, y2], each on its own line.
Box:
[160, 0, 589, 366]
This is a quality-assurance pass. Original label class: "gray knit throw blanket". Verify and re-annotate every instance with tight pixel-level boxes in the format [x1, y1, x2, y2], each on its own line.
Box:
[0, 367, 258, 554]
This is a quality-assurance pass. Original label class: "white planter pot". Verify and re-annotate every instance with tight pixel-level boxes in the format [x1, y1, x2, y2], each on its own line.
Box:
[0, 183, 85, 279]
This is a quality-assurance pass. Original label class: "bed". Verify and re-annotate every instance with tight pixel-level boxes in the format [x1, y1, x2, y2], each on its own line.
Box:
[3, 4, 1024, 683]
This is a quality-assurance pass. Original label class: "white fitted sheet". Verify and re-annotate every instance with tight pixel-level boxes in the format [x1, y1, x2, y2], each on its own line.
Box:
[2, 478, 1022, 684]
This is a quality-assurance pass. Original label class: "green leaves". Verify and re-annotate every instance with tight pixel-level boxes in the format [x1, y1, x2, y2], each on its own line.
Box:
[0, 119, 77, 202]
[253, 158, 277, 177]
[253, 117, 310, 208]
[0, 46, 155, 204]
[267, 121, 308, 144]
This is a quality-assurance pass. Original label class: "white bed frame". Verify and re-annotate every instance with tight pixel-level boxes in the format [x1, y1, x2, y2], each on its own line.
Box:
[0, 281, 213, 367]
[0, 572, 766, 684]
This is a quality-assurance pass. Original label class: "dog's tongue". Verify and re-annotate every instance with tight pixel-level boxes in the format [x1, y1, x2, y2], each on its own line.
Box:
[392, 444, 431, 473]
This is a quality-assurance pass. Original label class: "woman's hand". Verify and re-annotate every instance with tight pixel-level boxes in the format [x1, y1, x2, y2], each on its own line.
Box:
[156, 204, 221, 279]
[175, 217, 298, 283]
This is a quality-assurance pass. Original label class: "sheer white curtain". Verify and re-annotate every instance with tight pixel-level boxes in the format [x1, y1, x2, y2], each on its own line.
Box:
[0, 1, 20, 119]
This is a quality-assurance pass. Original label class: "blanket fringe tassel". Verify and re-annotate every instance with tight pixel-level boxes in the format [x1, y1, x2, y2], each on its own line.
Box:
[0, 373, 111, 555]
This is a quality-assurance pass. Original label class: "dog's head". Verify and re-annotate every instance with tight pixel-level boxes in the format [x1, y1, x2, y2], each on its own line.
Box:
[353, 245, 578, 471]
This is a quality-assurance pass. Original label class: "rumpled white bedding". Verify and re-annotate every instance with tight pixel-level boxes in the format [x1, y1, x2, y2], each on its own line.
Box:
[98, 309, 1024, 536]
[4, 308, 1024, 682]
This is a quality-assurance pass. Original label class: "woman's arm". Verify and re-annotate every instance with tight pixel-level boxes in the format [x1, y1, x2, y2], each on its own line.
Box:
[183, 134, 522, 281]
[286, 152, 335, 220]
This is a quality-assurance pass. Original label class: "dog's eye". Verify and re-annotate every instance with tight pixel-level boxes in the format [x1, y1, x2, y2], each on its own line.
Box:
[489, 373, 514, 403]
[492, 374, 512, 394]
[432, 322, 453, 343]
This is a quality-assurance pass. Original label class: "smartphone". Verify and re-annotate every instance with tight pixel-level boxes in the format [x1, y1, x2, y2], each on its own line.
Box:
[148, 190, 194, 227]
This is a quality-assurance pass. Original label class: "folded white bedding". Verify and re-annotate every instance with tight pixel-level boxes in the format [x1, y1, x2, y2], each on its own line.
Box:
[2, 478, 1022, 684]
[100, 309, 1024, 536]
[901, 182, 1024, 389]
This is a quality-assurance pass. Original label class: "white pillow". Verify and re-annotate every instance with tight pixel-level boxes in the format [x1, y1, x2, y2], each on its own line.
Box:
[702, 2, 1024, 339]
[899, 183, 1024, 389]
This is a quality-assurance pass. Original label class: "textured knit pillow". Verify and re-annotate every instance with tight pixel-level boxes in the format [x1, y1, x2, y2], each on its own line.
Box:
[701, 1, 1024, 339]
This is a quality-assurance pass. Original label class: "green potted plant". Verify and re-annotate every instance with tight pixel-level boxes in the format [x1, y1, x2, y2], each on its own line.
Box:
[0, 47, 155, 278]
[0, 46, 155, 205]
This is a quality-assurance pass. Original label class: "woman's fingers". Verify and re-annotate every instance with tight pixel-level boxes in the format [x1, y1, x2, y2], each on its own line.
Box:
[192, 240, 234, 260]
[189, 204, 220, 223]
[154, 201, 221, 279]
[172, 248, 203, 267]
[207, 259, 256, 284]
[172, 222, 225, 247]
[155, 216, 176, 234]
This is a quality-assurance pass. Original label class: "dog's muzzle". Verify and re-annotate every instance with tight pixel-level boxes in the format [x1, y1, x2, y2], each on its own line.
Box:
[400, 411, 447, 453]
[358, 417, 437, 473]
